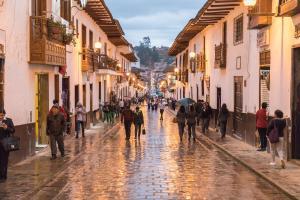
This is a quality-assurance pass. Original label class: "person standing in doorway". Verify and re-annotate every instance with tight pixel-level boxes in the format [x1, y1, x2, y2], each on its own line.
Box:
[267, 110, 286, 168]
[218, 104, 229, 139]
[186, 105, 197, 141]
[47, 105, 66, 160]
[256, 102, 268, 151]
[176, 105, 186, 142]
[133, 106, 144, 140]
[0, 109, 15, 182]
[202, 102, 212, 134]
[159, 100, 165, 120]
[75, 102, 86, 139]
[121, 106, 134, 140]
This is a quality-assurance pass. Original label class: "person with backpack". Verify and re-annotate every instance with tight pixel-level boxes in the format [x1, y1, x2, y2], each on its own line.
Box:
[121, 106, 134, 140]
[133, 106, 144, 140]
[176, 105, 186, 142]
[186, 105, 197, 141]
[267, 110, 286, 168]
[218, 104, 229, 139]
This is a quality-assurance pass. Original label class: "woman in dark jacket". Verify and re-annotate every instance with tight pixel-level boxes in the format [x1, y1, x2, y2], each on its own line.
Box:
[218, 104, 229, 139]
[202, 102, 212, 134]
[267, 110, 286, 168]
[176, 106, 186, 142]
[186, 105, 197, 141]
[0, 109, 15, 182]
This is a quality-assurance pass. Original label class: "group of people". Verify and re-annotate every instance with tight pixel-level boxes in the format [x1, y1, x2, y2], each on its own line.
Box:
[256, 102, 287, 168]
[121, 106, 144, 140]
[176, 101, 216, 142]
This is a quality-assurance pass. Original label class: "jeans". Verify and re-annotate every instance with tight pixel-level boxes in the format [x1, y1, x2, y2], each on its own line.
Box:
[258, 128, 267, 149]
[202, 118, 210, 133]
[270, 137, 284, 162]
[49, 134, 65, 156]
[187, 123, 196, 140]
[0, 144, 9, 179]
[124, 121, 132, 140]
[178, 122, 185, 141]
[135, 124, 142, 138]
[76, 120, 85, 137]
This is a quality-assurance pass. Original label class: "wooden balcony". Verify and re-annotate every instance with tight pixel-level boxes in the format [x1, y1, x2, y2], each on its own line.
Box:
[29, 16, 66, 66]
[279, 0, 300, 16]
[197, 53, 206, 72]
[215, 43, 226, 68]
[94, 54, 121, 75]
[82, 47, 94, 72]
[248, 0, 272, 29]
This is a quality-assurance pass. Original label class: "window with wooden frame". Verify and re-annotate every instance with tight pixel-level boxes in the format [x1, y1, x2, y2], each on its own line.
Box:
[259, 50, 270, 66]
[89, 30, 93, 50]
[31, 0, 46, 16]
[233, 14, 243, 45]
[76, 19, 79, 37]
[60, 0, 71, 22]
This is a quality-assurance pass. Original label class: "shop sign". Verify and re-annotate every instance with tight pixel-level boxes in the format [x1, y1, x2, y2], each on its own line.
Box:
[257, 29, 270, 47]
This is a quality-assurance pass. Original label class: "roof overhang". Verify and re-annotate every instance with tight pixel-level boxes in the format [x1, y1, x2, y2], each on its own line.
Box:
[168, 0, 242, 56]
[121, 52, 138, 62]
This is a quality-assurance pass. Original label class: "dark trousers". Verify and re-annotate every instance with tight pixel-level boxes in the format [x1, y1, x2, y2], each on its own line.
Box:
[202, 118, 210, 133]
[187, 124, 196, 140]
[178, 122, 185, 141]
[220, 121, 227, 138]
[258, 128, 267, 149]
[160, 109, 164, 120]
[49, 134, 64, 156]
[0, 145, 9, 179]
[76, 120, 85, 137]
[124, 121, 132, 140]
[135, 124, 142, 138]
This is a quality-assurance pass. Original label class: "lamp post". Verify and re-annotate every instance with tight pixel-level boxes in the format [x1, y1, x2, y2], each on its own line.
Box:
[243, 0, 257, 7]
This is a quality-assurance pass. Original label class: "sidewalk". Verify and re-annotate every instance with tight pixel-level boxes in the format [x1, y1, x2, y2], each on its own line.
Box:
[167, 108, 300, 200]
[0, 121, 121, 200]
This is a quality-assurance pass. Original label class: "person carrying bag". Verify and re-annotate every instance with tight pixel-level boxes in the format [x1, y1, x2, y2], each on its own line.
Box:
[0, 109, 16, 182]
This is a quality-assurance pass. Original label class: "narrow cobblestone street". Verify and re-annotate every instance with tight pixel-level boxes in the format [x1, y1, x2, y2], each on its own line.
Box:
[0, 106, 292, 200]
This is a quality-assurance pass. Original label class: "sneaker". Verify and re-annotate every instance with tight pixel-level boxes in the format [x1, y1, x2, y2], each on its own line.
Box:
[50, 155, 57, 160]
[281, 160, 286, 169]
[269, 162, 276, 166]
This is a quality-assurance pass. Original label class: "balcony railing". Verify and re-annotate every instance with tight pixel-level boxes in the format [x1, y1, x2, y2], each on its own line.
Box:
[248, 0, 272, 29]
[215, 43, 226, 68]
[279, 0, 300, 16]
[29, 16, 66, 66]
[82, 47, 94, 72]
[94, 54, 121, 72]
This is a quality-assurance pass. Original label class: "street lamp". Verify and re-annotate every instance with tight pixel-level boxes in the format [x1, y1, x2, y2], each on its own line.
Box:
[174, 68, 179, 73]
[243, 0, 257, 6]
[189, 52, 196, 59]
[94, 41, 102, 51]
[126, 72, 130, 76]
[80, 0, 88, 8]
[168, 75, 172, 79]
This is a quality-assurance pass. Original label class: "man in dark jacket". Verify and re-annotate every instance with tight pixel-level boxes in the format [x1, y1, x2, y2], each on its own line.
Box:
[202, 102, 212, 133]
[195, 100, 204, 126]
[133, 107, 144, 139]
[47, 105, 66, 160]
[0, 109, 15, 182]
[121, 106, 134, 140]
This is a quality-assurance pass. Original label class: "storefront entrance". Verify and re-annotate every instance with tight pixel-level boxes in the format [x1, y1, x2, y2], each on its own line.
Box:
[292, 48, 300, 158]
[35, 73, 49, 145]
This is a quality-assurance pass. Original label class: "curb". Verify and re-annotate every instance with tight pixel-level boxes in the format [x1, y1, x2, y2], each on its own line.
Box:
[166, 108, 298, 200]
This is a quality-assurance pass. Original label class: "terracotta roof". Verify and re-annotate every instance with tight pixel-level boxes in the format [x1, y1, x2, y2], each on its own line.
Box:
[168, 0, 242, 56]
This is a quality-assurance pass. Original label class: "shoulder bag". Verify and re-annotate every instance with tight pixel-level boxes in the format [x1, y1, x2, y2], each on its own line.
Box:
[1, 136, 20, 152]
[268, 120, 279, 144]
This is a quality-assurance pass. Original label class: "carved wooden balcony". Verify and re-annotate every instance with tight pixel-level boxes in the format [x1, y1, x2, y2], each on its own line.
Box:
[248, 0, 272, 29]
[198, 52, 206, 72]
[29, 16, 66, 66]
[279, 0, 300, 16]
[94, 54, 121, 75]
[82, 47, 94, 72]
[215, 43, 226, 68]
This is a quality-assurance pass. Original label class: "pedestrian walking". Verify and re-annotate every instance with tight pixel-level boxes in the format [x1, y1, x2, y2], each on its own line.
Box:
[267, 110, 286, 168]
[176, 105, 186, 142]
[121, 106, 134, 140]
[102, 103, 109, 123]
[159, 101, 165, 120]
[218, 104, 229, 139]
[47, 105, 66, 160]
[119, 99, 125, 114]
[195, 100, 204, 126]
[0, 109, 15, 182]
[75, 102, 86, 138]
[202, 102, 212, 134]
[133, 107, 144, 140]
[256, 102, 268, 151]
[186, 105, 197, 141]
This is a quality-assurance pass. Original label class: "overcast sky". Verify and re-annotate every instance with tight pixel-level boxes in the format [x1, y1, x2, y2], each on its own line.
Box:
[105, 0, 204, 47]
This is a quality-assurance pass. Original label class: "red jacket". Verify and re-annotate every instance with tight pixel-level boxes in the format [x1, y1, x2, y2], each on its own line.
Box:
[256, 109, 268, 128]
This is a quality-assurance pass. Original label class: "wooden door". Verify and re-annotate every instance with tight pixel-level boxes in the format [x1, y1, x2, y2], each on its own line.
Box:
[32, 0, 46, 16]
[0, 58, 4, 109]
[216, 87, 222, 126]
[75, 85, 79, 106]
[36, 74, 49, 145]
[99, 81, 102, 103]
[62, 77, 70, 110]
[54, 74, 59, 102]
[292, 48, 300, 158]
[196, 84, 199, 101]
[90, 84, 93, 123]
[233, 76, 243, 138]
[83, 84, 86, 107]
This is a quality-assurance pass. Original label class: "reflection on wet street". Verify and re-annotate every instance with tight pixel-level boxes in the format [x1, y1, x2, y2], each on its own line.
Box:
[1, 106, 291, 200]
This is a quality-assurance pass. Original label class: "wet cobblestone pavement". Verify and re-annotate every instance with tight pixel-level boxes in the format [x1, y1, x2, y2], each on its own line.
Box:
[0, 107, 292, 200]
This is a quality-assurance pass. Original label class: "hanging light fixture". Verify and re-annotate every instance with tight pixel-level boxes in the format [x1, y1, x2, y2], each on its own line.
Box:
[94, 41, 102, 50]
[189, 52, 196, 59]
[244, 0, 257, 7]
[80, 0, 88, 8]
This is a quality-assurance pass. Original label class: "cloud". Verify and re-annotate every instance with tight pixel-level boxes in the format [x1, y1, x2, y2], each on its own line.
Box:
[105, 0, 205, 47]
